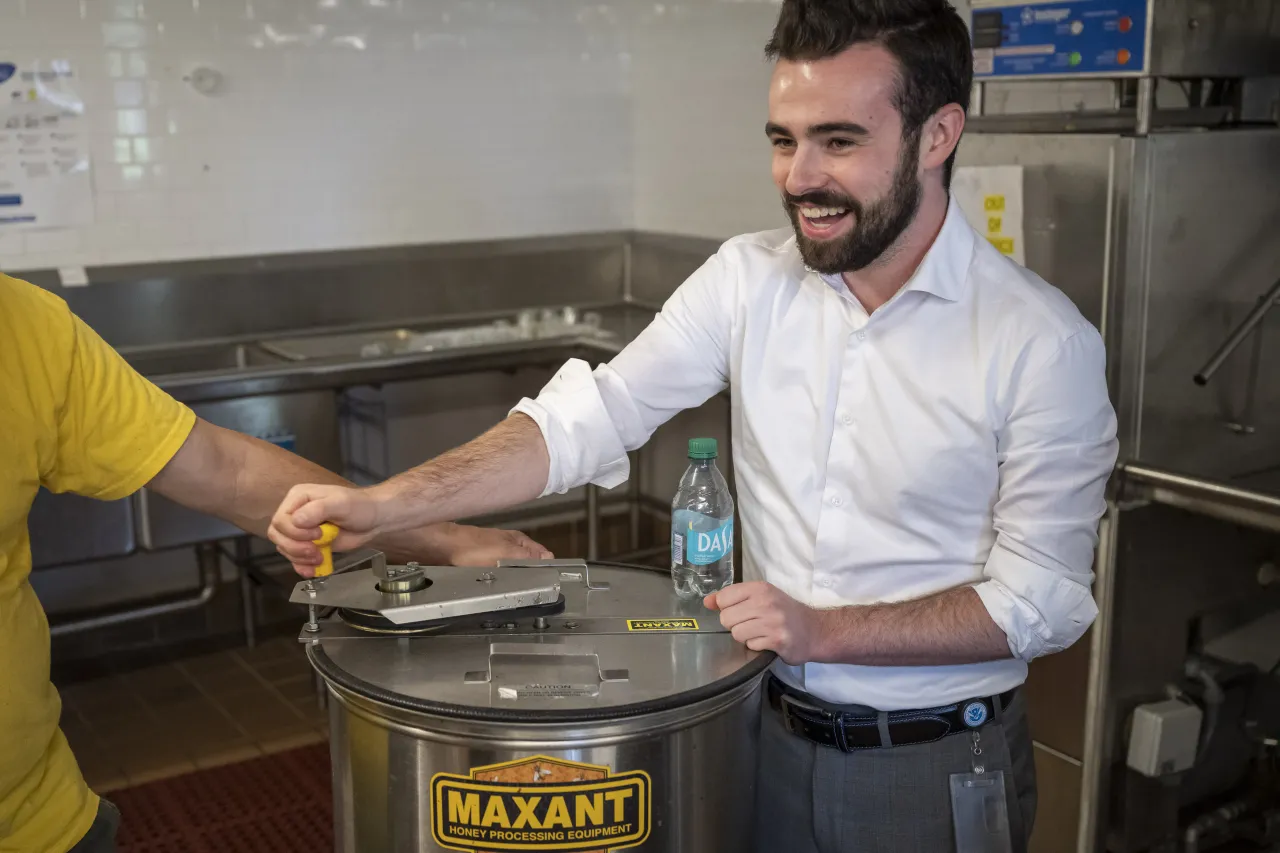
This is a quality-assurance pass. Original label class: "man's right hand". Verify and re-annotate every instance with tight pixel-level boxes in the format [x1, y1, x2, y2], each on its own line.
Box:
[268, 483, 383, 571]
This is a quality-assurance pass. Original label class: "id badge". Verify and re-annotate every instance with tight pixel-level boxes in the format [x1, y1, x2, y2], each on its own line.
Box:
[949, 730, 1014, 853]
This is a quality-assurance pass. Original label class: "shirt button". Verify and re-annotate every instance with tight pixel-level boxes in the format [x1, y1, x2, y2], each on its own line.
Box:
[822, 578, 833, 588]
[856, 331, 867, 341]
[831, 495, 843, 507]
[842, 413, 853, 426]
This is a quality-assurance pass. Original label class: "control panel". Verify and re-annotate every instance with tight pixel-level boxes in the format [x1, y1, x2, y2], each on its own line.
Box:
[971, 0, 1150, 78]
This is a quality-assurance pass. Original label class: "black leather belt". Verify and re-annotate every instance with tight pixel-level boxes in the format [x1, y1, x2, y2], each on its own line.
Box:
[766, 674, 1017, 752]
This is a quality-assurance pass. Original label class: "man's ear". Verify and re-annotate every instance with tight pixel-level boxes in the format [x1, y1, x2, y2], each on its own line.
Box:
[920, 102, 966, 173]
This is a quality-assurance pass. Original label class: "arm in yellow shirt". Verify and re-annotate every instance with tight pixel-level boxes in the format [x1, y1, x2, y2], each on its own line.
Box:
[7, 273, 550, 569]
[147, 419, 553, 570]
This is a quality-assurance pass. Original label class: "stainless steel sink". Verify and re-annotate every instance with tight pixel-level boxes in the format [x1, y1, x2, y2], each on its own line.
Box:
[259, 328, 423, 361]
[123, 343, 286, 377]
[259, 308, 611, 362]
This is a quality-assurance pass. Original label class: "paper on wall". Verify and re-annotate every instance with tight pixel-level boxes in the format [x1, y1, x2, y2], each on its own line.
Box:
[0, 58, 94, 231]
[952, 165, 1024, 267]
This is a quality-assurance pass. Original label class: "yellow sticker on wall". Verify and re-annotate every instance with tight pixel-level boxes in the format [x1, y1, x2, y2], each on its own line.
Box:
[987, 216, 1003, 234]
[626, 618, 699, 631]
[983, 195, 1005, 212]
[432, 755, 652, 851]
[989, 237, 1015, 255]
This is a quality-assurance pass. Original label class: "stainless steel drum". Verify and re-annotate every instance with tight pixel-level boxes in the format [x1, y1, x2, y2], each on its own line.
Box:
[293, 556, 772, 853]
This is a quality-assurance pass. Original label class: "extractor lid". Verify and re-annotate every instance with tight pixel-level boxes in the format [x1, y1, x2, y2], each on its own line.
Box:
[296, 560, 772, 720]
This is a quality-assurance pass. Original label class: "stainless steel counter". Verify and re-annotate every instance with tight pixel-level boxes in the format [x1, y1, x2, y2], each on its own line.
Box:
[31, 302, 661, 573]
[25, 234, 713, 644]
[119, 302, 657, 404]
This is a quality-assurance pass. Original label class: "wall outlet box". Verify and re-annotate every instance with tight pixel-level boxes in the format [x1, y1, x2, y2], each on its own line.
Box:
[1126, 699, 1203, 777]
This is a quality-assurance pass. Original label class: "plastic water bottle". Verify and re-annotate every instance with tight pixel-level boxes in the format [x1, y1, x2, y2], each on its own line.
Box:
[671, 438, 735, 599]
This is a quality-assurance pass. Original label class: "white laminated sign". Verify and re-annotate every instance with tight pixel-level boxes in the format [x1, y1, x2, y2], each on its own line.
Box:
[952, 165, 1025, 267]
[0, 59, 94, 231]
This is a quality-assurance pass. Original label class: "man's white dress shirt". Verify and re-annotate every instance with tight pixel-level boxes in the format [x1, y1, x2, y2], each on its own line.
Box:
[513, 198, 1118, 711]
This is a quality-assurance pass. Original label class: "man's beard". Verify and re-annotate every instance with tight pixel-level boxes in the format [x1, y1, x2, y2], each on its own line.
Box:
[784, 134, 923, 275]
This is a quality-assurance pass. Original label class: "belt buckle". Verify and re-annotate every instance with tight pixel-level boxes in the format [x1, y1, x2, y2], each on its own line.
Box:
[779, 692, 834, 737]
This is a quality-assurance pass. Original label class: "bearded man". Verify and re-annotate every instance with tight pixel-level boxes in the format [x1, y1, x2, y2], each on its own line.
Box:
[266, 1, 1118, 848]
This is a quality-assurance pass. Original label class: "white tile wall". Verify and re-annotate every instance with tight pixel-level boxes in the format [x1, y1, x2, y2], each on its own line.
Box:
[0, 0, 1125, 272]
[0, 0, 632, 272]
[630, 0, 785, 240]
[628, 0, 1118, 241]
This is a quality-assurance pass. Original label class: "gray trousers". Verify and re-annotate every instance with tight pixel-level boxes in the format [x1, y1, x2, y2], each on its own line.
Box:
[753, 682, 1038, 853]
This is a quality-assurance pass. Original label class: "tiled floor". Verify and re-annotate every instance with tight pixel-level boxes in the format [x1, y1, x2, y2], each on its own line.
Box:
[59, 636, 327, 793]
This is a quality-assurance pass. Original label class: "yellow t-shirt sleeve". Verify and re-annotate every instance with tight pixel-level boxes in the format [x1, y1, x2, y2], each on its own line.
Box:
[33, 286, 196, 500]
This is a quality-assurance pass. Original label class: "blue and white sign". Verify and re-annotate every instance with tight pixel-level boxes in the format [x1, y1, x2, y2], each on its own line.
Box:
[970, 0, 1149, 78]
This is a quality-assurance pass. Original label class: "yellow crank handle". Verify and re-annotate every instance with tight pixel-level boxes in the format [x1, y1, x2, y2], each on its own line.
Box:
[313, 523, 340, 578]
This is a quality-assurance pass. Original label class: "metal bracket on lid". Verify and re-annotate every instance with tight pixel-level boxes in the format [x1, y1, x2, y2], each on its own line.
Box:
[291, 564, 562, 625]
[496, 557, 611, 591]
[463, 642, 630, 696]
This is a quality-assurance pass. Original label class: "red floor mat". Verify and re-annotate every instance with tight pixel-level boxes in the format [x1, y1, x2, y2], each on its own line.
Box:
[111, 744, 333, 853]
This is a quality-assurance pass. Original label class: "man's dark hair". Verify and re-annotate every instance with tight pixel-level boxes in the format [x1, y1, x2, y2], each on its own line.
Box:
[765, 0, 972, 187]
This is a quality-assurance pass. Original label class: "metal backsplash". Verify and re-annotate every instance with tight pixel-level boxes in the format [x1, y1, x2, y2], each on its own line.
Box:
[1117, 129, 1280, 488]
[956, 133, 1123, 331]
[626, 231, 720, 308]
[16, 233, 628, 349]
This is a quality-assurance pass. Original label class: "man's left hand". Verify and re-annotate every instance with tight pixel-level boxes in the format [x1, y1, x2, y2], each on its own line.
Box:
[443, 524, 553, 567]
[704, 581, 828, 666]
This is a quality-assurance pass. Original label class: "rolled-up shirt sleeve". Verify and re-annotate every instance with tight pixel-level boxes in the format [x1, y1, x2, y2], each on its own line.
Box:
[512, 249, 737, 496]
[973, 324, 1119, 662]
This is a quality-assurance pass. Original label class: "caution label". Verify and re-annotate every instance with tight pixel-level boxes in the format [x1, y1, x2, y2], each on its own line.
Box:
[625, 618, 699, 632]
[431, 756, 651, 852]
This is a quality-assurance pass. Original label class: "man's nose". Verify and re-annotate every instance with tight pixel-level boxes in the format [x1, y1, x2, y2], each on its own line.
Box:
[785, 146, 828, 199]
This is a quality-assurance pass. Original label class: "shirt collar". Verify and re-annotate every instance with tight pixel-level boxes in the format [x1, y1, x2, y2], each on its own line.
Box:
[813, 194, 976, 304]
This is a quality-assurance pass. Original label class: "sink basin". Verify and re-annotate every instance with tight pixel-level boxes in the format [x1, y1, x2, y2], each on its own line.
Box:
[260, 309, 611, 362]
[123, 343, 286, 377]
[259, 328, 422, 361]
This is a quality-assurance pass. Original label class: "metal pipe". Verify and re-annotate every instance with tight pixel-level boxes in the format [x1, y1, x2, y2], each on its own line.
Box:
[971, 81, 986, 117]
[1135, 77, 1156, 135]
[1077, 500, 1121, 853]
[50, 542, 221, 637]
[1118, 462, 1280, 534]
[1193, 277, 1280, 385]
[629, 449, 643, 552]
[585, 484, 600, 561]
[966, 105, 1232, 135]
[1184, 800, 1251, 853]
[1032, 740, 1083, 768]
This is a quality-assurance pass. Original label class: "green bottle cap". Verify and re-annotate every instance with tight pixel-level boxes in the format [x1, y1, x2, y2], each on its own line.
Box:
[688, 437, 718, 459]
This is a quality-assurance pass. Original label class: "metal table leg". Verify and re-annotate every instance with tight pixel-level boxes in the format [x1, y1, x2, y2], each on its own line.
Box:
[236, 536, 257, 649]
[585, 483, 600, 561]
[629, 449, 643, 552]
[1077, 500, 1121, 853]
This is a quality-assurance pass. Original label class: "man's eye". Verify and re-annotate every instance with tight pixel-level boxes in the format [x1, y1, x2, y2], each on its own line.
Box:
[771, 138, 796, 150]
[828, 138, 856, 151]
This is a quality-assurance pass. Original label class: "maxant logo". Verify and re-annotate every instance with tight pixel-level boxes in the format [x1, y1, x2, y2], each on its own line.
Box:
[431, 756, 652, 852]
[626, 618, 699, 632]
